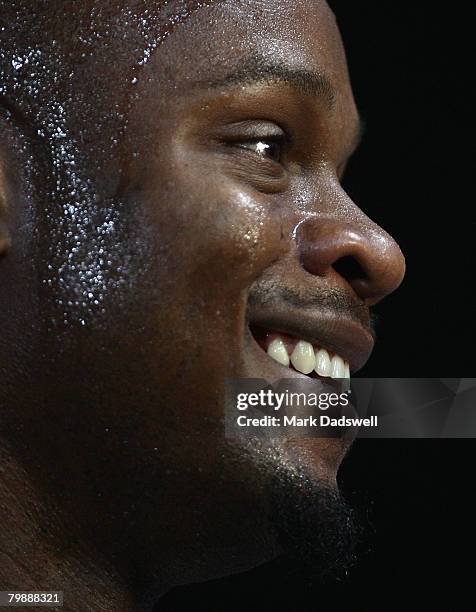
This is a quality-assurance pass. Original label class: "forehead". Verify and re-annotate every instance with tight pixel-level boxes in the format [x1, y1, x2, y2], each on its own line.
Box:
[146, 0, 348, 91]
[0, 0, 348, 117]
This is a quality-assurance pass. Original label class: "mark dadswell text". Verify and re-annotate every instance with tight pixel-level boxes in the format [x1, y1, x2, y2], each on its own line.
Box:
[237, 415, 378, 428]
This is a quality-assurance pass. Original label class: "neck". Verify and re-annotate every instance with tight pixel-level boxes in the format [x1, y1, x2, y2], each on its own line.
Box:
[0, 444, 153, 611]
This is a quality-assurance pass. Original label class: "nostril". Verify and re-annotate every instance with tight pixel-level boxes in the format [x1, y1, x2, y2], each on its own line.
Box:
[296, 218, 405, 303]
[333, 255, 366, 284]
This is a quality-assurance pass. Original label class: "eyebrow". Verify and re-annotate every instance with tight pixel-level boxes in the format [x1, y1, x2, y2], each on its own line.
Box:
[205, 57, 338, 108]
[205, 58, 365, 155]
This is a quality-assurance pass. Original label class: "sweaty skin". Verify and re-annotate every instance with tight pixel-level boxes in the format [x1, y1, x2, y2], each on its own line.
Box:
[0, 0, 405, 609]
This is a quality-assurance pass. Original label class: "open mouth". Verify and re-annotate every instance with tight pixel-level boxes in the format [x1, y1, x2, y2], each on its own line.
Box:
[250, 325, 350, 380]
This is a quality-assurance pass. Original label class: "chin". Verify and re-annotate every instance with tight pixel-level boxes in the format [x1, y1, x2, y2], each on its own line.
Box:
[223, 434, 360, 581]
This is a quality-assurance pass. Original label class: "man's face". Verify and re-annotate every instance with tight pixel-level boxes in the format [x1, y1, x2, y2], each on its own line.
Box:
[0, 0, 404, 587]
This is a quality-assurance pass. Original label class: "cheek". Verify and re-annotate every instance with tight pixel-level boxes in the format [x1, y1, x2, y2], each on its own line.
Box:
[204, 186, 286, 284]
[185, 184, 287, 291]
[149, 177, 289, 298]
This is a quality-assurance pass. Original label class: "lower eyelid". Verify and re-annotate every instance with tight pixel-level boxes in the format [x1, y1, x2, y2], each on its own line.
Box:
[230, 145, 283, 168]
[230, 166, 289, 194]
[226, 151, 288, 184]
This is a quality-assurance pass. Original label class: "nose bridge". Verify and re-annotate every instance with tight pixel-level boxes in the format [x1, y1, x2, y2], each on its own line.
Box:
[295, 208, 406, 305]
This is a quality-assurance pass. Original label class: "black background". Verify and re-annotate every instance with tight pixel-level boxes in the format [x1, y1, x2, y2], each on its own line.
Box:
[159, 2, 474, 609]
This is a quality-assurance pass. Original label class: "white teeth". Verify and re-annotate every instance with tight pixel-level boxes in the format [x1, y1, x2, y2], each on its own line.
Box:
[267, 338, 290, 367]
[264, 335, 351, 380]
[315, 348, 332, 377]
[331, 354, 345, 379]
[290, 341, 315, 374]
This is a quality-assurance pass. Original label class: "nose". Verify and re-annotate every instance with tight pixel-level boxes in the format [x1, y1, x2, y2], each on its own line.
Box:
[296, 216, 405, 305]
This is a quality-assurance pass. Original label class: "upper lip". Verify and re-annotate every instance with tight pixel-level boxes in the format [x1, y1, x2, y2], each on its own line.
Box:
[247, 302, 375, 373]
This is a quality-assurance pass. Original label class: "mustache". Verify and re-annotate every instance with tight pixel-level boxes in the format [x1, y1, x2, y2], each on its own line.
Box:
[248, 283, 376, 335]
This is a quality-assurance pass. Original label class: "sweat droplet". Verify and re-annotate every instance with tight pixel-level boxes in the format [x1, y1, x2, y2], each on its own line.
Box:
[0, 0, 218, 332]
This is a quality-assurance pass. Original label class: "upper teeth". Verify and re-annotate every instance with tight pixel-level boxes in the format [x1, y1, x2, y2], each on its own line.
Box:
[290, 340, 315, 375]
[267, 338, 350, 379]
[266, 338, 290, 367]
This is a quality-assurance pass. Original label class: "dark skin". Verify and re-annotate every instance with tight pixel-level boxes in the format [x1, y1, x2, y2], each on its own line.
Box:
[0, 0, 405, 609]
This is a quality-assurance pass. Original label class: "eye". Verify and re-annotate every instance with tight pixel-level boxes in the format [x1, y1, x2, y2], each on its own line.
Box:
[236, 137, 284, 163]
